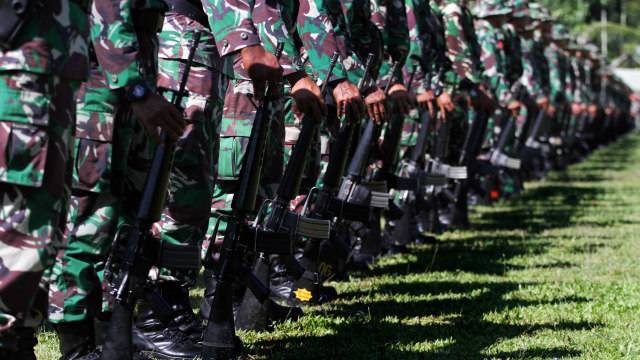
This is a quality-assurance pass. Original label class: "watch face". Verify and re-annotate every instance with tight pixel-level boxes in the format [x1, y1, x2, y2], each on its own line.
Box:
[132, 84, 146, 98]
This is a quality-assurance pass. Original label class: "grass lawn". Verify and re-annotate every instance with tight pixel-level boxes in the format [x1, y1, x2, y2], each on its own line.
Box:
[36, 134, 640, 359]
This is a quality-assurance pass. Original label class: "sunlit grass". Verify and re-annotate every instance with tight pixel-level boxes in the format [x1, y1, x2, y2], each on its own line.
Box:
[37, 134, 640, 359]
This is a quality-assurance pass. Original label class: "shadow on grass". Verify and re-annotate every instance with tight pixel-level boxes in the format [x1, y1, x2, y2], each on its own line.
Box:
[252, 280, 597, 359]
[247, 135, 640, 359]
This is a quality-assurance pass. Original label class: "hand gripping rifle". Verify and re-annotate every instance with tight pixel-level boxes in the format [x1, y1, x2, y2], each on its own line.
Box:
[442, 85, 491, 218]
[489, 84, 525, 171]
[292, 55, 375, 286]
[101, 31, 202, 360]
[387, 61, 438, 245]
[305, 54, 376, 224]
[233, 53, 339, 313]
[335, 60, 402, 212]
[201, 43, 284, 360]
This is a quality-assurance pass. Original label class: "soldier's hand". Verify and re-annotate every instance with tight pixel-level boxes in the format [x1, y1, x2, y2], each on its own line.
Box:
[292, 75, 327, 120]
[241, 45, 283, 99]
[332, 80, 365, 120]
[588, 104, 598, 117]
[437, 92, 455, 116]
[546, 104, 556, 117]
[365, 87, 387, 124]
[536, 96, 549, 109]
[507, 100, 522, 116]
[571, 102, 582, 115]
[131, 93, 185, 143]
[388, 83, 412, 115]
[417, 91, 435, 117]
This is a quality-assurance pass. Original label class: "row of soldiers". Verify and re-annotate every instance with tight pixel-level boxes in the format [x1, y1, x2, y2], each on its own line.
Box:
[0, 0, 634, 358]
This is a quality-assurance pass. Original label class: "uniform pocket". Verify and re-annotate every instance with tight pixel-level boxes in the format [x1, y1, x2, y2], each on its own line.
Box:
[0, 122, 49, 187]
[0, 71, 51, 187]
[216, 136, 248, 180]
[73, 137, 112, 193]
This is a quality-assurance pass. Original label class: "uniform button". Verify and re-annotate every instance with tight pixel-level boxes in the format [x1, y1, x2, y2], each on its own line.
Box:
[223, 40, 229, 47]
[240, 33, 248, 40]
[111, 74, 117, 83]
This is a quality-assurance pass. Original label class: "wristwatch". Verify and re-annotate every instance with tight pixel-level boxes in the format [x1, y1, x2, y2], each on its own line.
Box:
[126, 81, 151, 102]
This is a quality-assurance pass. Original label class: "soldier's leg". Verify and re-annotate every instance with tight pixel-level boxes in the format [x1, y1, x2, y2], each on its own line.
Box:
[145, 53, 221, 344]
[47, 70, 132, 359]
[0, 71, 75, 354]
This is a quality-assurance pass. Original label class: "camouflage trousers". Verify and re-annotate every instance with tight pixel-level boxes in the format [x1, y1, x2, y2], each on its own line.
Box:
[48, 66, 147, 323]
[153, 58, 223, 285]
[205, 64, 284, 252]
[0, 72, 76, 336]
[48, 61, 222, 322]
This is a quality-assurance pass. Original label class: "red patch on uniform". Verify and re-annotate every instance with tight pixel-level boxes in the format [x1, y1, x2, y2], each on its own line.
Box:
[490, 190, 500, 200]
[497, 41, 504, 50]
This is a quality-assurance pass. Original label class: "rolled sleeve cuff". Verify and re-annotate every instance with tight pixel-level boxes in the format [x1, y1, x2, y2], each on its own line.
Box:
[216, 26, 261, 57]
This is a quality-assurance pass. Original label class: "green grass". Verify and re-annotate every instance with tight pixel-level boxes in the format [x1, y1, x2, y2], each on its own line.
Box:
[36, 134, 640, 359]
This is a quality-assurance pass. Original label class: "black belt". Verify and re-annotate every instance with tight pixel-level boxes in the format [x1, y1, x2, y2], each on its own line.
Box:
[164, 0, 209, 29]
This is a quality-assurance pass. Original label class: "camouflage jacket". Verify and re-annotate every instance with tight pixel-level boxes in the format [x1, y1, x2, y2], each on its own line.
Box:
[404, 0, 448, 94]
[519, 36, 547, 101]
[545, 43, 571, 104]
[158, 12, 221, 70]
[91, 0, 168, 90]
[157, 13, 221, 95]
[342, 0, 409, 83]
[439, 0, 484, 93]
[0, 1, 89, 81]
[203, 0, 300, 79]
[570, 56, 587, 104]
[475, 18, 510, 104]
[296, 0, 367, 86]
[371, 0, 410, 86]
[502, 23, 523, 86]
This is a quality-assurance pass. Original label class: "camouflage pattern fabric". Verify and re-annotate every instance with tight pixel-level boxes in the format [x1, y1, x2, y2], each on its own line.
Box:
[152, 13, 223, 285]
[440, 0, 484, 93]
[0, 0, 89, 343]
[206, 56, 284, 243]
[296, 0, 366, 86]
[47, 0, 164, 324]
[47, 65, 132, 324]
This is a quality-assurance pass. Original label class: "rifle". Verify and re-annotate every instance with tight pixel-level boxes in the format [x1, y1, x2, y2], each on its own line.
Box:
[101, 32, 202, 360]
[292, 55, 376, 286]
[336, 60, 402, 208]
[233, 53, 339, 313]
[384, 61, 429, 246]
[490, 85, 525, 171]
[202, 44, 285, 360]
[444, 86, 491, 226]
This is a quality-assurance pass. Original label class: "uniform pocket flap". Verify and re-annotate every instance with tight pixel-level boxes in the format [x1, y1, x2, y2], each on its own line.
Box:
[0, 122, 49, 187]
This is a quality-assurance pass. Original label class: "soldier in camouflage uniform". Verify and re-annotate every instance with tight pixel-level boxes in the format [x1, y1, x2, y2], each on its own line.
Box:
[46, 1, 200, 358]
[474, 0, 513, 150]
[0, 1, 89, 357]
[435, 0, 494, 227]
[199, 0, 371, 322]
[146, 1, 225, 342]
[545, 24, 573, 156]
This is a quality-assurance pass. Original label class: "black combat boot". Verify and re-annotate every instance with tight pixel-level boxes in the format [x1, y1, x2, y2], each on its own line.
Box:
[132, 301, 201, 360]
[13, 326, 37, 360]
[156, 282, 203, 343]
[54, 319, 96, 360]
